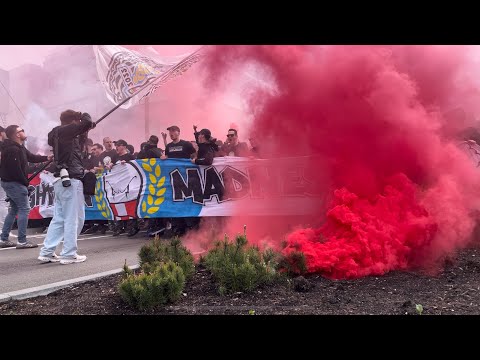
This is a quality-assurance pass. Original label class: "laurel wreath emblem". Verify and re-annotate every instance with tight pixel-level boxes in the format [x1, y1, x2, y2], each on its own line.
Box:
[94, 175, 111, 219]
[140, 159, 166, 218]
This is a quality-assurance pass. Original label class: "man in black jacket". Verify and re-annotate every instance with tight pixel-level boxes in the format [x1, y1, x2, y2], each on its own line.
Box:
[0, 125, 52, 248]
[219, 128, 249, 157]
[137, 135, 163, 159]
[193, 128, 219, 166]
[38, 110, 95, 264]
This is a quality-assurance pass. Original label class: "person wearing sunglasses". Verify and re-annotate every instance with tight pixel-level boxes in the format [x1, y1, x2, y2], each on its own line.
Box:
[220, 128, 249, 157]
[0, 125, 53, 249]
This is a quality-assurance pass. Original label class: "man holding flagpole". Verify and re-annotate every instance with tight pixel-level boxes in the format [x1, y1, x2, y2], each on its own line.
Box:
[38, 110, 95, 264]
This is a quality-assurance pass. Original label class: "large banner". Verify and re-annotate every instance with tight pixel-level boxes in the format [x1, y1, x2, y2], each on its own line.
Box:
[28, 171, 56, 219]
[27, 157, 323, 220]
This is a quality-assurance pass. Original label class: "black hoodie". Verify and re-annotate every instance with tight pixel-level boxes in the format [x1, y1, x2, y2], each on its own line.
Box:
[48, 117, 93, 179]
[195, 141, 219, 166]
[137, 143, 163, 159]
[193, 131, 219, 165]
[0, 139, 48, 187]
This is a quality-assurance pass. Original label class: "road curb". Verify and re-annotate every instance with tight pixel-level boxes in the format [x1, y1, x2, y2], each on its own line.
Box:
[0, 264, 140, 303]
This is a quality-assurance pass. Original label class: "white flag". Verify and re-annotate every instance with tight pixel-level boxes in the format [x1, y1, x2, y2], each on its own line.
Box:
[93, 45, 202, 109]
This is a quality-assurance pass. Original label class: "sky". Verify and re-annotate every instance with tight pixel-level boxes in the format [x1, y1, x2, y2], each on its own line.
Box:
[2, 44, 480, 71]
[0, 44, 257, 151]
[0, 45, 202, 71]
[0, 45, 68, 70]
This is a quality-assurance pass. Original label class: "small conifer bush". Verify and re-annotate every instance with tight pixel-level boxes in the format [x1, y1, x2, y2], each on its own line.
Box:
[118, 261, 185, 311]
[202, 231, 280, 294]
[138, 236, 195, 279]
[278, 250, 307, 275]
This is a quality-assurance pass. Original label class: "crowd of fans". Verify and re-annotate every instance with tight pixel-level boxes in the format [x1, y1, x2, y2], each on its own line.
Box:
[17, 124, 262, 239]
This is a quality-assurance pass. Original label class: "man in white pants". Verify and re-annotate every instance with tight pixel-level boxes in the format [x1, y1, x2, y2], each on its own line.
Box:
[38, 110, 95, 264]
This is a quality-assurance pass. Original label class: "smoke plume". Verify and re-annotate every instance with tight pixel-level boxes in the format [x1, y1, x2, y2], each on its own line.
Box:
[200, 45, 480, 279]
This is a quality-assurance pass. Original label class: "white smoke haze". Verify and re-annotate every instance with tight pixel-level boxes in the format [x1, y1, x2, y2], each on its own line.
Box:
[23, 102, 57, 154]
[1, 45, 281, 150]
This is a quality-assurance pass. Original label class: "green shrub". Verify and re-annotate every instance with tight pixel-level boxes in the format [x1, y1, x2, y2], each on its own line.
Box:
[138, 236, 195, 279]
[202, 233, 280, 294]
[278, 250, 307, 276]
[122, 259, 134, 279]
[118, 261, 185, 311]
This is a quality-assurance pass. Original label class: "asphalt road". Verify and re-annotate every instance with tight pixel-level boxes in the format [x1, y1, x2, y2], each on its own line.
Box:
[0, 229, 151, 294]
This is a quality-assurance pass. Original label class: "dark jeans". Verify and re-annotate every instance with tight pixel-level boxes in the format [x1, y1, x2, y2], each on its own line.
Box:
[1, 181, 30, 243]
[171, 217, 200, 236]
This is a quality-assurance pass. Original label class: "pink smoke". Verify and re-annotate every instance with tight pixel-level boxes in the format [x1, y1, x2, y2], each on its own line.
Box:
[199, 45, 480, 278]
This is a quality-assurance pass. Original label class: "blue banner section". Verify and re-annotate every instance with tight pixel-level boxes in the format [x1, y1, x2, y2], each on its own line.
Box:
[86, 159, 203, 220]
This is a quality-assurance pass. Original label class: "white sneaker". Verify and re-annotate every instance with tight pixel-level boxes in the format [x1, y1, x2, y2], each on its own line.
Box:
[60, 254, 87, 265]
[0, 240, 16, 248]
[38, 253, 60, 263]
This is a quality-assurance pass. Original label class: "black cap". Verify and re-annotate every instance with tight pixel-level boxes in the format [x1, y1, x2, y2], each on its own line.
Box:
[167, 125, 180, 132]
[114, 139, 128, 147]
[199, 128, 211, 139]
[148, 135, 159, 145]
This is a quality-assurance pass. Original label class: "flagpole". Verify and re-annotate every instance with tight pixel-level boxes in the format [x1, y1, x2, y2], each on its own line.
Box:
[94, 92, 134, 125]
[145, 96, 150, 138]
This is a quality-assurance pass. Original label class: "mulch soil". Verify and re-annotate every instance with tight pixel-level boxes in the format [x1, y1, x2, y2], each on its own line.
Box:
[2, 245, 480, 315]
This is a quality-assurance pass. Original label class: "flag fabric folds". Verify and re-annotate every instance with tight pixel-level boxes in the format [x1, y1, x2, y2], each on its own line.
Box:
[93, 45, 202, 109]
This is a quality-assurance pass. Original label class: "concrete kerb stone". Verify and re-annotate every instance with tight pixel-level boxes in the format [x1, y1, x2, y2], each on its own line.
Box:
[0, 264, 140, 303]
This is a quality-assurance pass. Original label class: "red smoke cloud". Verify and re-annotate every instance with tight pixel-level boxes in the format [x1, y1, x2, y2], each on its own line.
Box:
[283, 173, 438, 279]
[201, 45, 480, 279]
